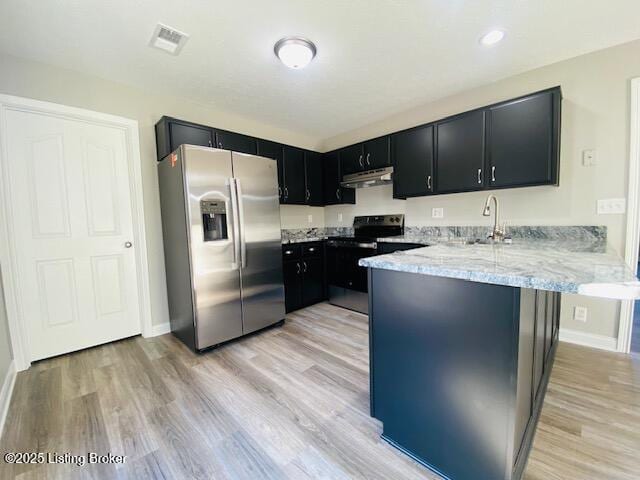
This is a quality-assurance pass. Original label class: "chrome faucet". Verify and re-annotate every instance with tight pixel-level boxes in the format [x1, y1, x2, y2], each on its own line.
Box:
[482, 194, 506, 241]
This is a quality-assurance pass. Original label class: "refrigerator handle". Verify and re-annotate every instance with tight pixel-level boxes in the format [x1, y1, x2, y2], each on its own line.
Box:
[228, 178, 241, 269]
[235, 178, 247, 268]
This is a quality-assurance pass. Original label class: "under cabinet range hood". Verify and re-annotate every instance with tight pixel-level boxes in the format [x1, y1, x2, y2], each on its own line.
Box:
[341, 166, 394, 189]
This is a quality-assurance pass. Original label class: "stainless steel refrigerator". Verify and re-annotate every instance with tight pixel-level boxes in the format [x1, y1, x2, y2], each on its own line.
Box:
[158, 144, 285, 351]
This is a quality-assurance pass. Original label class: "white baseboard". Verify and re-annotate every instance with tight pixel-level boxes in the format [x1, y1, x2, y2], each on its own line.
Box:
[146, 321, 171, 337]
[0, 360, 17, 438]
[559, 328, 617, 352]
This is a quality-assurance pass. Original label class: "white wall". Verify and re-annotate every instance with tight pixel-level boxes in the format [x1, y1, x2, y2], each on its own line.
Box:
[1, 38, 638, 340]
[322, 39, 640, 339]
[0, 266, 13, 387]
[0, 52, 322, 329]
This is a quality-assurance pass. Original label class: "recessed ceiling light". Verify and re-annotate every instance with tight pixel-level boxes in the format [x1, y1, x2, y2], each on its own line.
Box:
[274, 37, 317, 69]
[479, 30, 505, 46]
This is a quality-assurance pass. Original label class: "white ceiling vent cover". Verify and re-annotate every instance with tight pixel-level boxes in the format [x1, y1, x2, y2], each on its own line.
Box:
[149, 23, 189, 55]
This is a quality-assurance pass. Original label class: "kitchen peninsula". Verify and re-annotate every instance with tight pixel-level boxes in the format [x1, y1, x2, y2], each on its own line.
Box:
[360, 239, 640, 480]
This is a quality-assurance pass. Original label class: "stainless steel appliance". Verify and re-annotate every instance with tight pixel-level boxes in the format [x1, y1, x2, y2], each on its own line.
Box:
[341, 166, 393, 189]
[326, 214, 404, 314]
[158, 145, 285, 351]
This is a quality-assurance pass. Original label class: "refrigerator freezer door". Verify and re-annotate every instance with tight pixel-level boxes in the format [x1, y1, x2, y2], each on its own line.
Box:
[183, 145, 243, 349]
[232, 152, 286, 333]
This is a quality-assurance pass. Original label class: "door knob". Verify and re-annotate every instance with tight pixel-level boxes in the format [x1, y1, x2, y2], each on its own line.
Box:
[124, 241, 133, 248]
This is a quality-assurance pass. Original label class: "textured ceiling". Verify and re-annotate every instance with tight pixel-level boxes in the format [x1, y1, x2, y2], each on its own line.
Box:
[1, 0, 639, 141]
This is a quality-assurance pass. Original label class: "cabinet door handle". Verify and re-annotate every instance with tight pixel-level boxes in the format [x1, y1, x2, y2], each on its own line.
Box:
[477, 168, 482, 184]
[305, 189, 310, 201]
[358, 155, 363, 168]
[218, 141, 223, 148]
[308, 247, 315, 252]
[365, 153, 371, 166]
[296, 262, 301, 274]
[285, 250, 293, 255]
[427, 175, 432, 190]
[208, 140, 213, 147]
[278, 187, 282, 199]
[491, 166, 496, 182]
[336, 188, 341, 200]
[302, 261, 307, 273]
[284, 187, 289, 200]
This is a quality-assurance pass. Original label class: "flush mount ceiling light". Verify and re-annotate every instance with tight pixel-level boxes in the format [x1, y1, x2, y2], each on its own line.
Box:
[274, 37, 317, 69]
[479, 29, 505, 46]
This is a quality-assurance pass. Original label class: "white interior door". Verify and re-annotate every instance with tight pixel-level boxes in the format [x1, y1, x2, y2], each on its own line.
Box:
[4, 108, 142, 361]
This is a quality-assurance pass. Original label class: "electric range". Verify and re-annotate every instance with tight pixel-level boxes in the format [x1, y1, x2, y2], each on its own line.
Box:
[325, 214, 404, 314]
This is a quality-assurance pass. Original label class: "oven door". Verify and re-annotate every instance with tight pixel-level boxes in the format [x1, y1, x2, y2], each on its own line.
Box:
[326, 244, 376, 293]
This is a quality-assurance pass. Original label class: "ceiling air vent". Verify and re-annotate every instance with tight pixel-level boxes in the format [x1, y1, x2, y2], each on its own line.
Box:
[149, 23, 189, 55]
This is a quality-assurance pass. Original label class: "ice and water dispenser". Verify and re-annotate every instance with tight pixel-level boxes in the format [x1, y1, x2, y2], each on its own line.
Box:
[200, 200, 228, 242]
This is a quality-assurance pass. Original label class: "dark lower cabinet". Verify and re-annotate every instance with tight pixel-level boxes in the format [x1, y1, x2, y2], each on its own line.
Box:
[487, 89, 560, 188]
[215, 130, 256, 155]
[435, 110, 486, 193]
[304, 151, 324, 206]
[322, 151, 355, 205]
[392, 125, 434, 198]
[282, 146, 306, 204]
[282, 242, 325, 313]
[283, 260, 304, 313]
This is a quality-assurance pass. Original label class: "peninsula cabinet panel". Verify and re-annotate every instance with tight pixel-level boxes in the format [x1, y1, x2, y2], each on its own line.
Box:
[435, 110, 486, 193]
[323, 151, 355, 205]
[487, 88, 560, 188]
[282, 146, 306, 204]
[304, 151, 324, 206]
[392, 125, 434, 198]
[215, 130, 257, 155]
[256, 139, 284, 202]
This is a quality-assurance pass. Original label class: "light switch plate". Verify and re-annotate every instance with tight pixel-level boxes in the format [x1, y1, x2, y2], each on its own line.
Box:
[573, 306, 588, 322]
[597, 198, 626, 215]
[432, 208, 444, 219]
[582, 149, 597, 166]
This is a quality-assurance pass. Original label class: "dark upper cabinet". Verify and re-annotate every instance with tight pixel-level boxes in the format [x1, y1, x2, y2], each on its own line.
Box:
[155, 118, 214, 160]
[282, 146, 306, 204]
[364, 136, 391, 170]
[435, 110, 486, 193]
[323, 151, 355, 205]
[257, 139, 284, 201]
[304, 151, 324, 206]
[215, 130, 257, 155]
[486, 89, 560, 188]
[340, 144, 365, 175]
[392, 125, 434, 198]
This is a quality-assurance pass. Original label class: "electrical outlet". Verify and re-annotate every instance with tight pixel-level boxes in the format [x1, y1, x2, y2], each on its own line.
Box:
[573, 306, 588, 322]
[432, 208, 444, 219]
[582, 149, 597, 166]
[307, 214, 313, 224]
[337, 213, 343, 223]
[597, 198, 626, 215]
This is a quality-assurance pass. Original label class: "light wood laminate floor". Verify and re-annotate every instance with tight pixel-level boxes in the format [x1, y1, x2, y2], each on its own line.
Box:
[1, 302, 639, 479]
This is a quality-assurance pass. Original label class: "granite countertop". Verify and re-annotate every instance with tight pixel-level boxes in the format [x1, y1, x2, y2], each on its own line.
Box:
[359, 239, 640, 300]
[281, 236, 327, 244]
